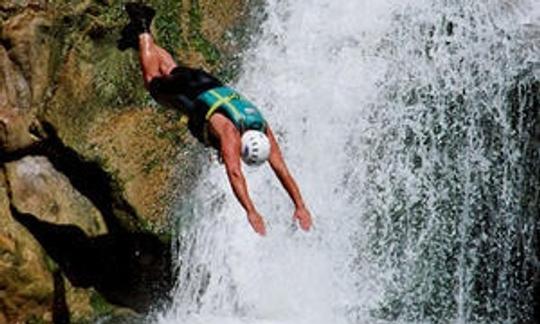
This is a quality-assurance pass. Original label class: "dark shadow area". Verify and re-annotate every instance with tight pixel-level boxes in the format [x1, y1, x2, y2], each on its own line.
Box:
[52, 269, 70, 324]
[1, 121, 137, 234]
[534, 173, 540, 324]
[509, 75, 540, 323]
[9, 204, 172, 313]
[1, 121, 174, 313]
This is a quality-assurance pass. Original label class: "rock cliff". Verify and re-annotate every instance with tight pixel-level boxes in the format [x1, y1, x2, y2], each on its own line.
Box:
[0, 0, 253, 322]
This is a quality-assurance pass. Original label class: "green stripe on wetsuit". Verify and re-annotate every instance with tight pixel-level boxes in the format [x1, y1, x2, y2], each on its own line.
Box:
[197, 86, 267, 133]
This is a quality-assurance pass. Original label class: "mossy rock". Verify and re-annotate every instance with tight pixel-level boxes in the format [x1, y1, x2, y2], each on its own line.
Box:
[1, 0, 256, 321]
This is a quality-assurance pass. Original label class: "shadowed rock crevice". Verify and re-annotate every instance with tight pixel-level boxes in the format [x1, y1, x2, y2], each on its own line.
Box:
[0, 1, 254, 321]
[2, 122, 137, 233]
[2, 121, 174, 313]
[9, 204, 172, 313]
[52, 269, 69, 324]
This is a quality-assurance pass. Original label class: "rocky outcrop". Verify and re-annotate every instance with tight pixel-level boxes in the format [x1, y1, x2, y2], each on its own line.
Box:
[1, 122, 174, 321]
[0, 0, 252, 322]
[0, 168, 55, 323]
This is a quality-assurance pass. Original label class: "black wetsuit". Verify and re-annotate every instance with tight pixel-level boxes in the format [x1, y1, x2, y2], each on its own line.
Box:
[148, 66, 223, 145]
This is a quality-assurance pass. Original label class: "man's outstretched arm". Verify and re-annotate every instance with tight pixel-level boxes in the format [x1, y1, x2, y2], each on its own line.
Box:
[211, 114, 267, 236]
[266, 127, 312, 231]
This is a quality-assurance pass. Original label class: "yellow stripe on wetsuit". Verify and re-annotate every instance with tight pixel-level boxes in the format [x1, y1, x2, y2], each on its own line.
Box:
[204, 90, 243, 121]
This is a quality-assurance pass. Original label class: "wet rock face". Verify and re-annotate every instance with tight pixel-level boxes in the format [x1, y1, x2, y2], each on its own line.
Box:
[2, 9, 52, 105]
[5, 156, 106, 233]
[0, 45, 30, 110]
[0, 108, 38, 152]
[0, 7, 52, 153]
[0, 171, 52, 324]
[0, 0, 250, 322]
[0, 120, 177, 321]
[0, 154, 98, 322]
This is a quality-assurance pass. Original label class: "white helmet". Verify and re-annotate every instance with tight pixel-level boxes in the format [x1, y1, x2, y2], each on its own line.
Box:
[241, 130, 270, 166]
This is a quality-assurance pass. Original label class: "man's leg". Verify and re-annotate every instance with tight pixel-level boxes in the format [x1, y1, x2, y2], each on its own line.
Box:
[138, 33, 177, 87]
[117, 3, 176, 86]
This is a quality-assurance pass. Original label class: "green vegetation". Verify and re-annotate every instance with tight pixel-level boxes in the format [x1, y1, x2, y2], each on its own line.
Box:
[150, 0, 184, 54]
[92, 46, 149, 108]
[217, 0, 267, 82]
[44, 0, 150, 147]
[87, 290, 146, 324]
[43, 255, 59, 273]
[90, 291, 115, 316]
[187, 1, 221, 65]
[0, 0, 259, 322]
[26, 316, 47, 324]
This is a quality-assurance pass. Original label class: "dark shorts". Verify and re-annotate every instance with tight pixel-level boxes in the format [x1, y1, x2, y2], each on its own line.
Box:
[149, 66, 222, 101]
[148, 66, 223, 147]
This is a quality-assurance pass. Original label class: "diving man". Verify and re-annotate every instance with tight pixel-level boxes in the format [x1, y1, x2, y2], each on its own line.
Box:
[118, 3, 312, 236]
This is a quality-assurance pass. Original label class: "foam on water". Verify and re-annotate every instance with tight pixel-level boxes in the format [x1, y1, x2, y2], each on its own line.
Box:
[156, 0, 540, 323]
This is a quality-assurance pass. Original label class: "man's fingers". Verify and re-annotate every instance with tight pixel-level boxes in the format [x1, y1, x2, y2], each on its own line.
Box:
[257, 224, 266, 236]
[248, 214, 266, 236]
[297, 217, 310, 231]
[253, 221, 266, 236]
[294, 210, 312, 232]
[300, 218, 311, 231]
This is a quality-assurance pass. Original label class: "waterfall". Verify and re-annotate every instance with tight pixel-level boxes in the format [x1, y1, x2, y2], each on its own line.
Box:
[156, 0, 540, 323]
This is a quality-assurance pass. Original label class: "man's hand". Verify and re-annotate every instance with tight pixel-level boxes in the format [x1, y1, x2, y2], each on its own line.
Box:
[293, 207, 312, 231]
[247, 210, 267, 236]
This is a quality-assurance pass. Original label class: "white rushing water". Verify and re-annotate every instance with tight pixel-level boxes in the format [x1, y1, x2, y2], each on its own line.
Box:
[157, 0, 540, 323]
